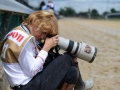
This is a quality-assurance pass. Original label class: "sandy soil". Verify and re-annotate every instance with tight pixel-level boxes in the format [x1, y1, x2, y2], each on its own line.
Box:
[58, 18, 120, 90]
[0, 18, 120, 90]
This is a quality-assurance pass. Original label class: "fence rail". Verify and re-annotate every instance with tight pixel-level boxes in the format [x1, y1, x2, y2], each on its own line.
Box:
[0, 0, 34, 42]
[0, 0, 34, 14]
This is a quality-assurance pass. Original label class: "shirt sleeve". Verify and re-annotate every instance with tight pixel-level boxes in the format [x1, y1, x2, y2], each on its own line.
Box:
[18, 39, 48, 77]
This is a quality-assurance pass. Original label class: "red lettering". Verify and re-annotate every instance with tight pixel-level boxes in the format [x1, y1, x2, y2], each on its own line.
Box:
[16, 34, 24, 42]
[12, 32, 18, 38]
[7, 32, 13, 36]
[7, 31, 25, 42]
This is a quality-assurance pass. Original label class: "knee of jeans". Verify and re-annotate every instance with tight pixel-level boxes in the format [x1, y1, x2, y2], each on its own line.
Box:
[70, 66, 79, 79]
[65, 66, 79, 84]
[63, 53, 73, 60]
[64, 54, 74, 65]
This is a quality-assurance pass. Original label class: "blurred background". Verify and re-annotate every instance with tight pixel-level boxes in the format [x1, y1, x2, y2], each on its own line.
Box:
[28, 0, 120, 19]
[0, 0, 120, 90]
[0, 0, 120, 40]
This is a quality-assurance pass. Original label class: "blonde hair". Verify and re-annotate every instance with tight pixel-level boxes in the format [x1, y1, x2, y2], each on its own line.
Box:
[22, 10, 58, 36]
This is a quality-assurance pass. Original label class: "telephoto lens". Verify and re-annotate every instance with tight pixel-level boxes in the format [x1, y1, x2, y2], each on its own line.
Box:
[58, 37, 97, 63]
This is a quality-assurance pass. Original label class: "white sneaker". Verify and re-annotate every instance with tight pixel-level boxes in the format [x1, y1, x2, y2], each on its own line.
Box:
[83, 78, 94, 90]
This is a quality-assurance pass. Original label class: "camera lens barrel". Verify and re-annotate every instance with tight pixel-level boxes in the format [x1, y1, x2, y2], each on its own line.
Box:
[77, 42, 97, 63]
[58, 37, 97, 63]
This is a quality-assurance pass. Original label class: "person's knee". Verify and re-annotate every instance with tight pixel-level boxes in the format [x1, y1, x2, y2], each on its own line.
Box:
[65, 66, 79, 84]
[70, 66, 79, 80]
[63, 53, 73, 61]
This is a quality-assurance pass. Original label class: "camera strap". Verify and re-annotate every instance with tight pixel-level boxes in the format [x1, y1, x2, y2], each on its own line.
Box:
[20, 24, 30, 34]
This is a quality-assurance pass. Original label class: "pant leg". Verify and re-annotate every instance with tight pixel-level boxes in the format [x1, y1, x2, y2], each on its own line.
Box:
[20, 72, 42, 90]
[40, 53, 75, 90]
[20, 53, 76, 90]
[64, 66, 79, 84]
[74, 72, 85, 90]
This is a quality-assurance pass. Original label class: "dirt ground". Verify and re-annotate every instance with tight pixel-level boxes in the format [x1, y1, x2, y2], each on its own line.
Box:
[0, 18, 120, 90]
[58, 18, 120, 90]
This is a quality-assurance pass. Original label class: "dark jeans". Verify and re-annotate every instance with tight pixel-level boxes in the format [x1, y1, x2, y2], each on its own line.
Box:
[19, 53, 79, 90]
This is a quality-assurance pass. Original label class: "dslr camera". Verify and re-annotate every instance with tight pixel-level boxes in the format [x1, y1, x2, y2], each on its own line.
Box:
[37, 36, 97, 63]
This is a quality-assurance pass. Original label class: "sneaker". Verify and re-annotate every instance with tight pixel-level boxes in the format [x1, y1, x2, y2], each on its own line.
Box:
[74, 78, 94, 90]
[84, 78, 94, 90]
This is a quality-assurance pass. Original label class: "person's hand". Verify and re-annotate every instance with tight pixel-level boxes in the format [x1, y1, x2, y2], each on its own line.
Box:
[74, 57, 78, 63]
[42, 35, 59, 52]
[73, 57, 79, 68]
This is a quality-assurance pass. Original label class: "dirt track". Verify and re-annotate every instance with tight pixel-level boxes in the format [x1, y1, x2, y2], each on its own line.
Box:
[58, 18, 120, 90]
[0, 18, 120, 90]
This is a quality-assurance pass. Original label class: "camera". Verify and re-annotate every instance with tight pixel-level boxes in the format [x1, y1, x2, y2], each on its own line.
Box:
[58, 37, 97, 63]
[37, 36, 97, 63]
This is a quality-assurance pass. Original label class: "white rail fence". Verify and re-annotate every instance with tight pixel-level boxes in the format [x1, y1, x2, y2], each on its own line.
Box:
[0, 0, 34, 14]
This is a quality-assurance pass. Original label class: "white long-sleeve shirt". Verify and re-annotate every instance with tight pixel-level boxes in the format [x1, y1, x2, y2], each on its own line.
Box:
[2, 39, 48, 87]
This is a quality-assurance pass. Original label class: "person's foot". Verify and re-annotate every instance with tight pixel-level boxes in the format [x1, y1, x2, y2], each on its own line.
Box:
[83, 78, 94, 90]
[74, 78, 94, 90]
